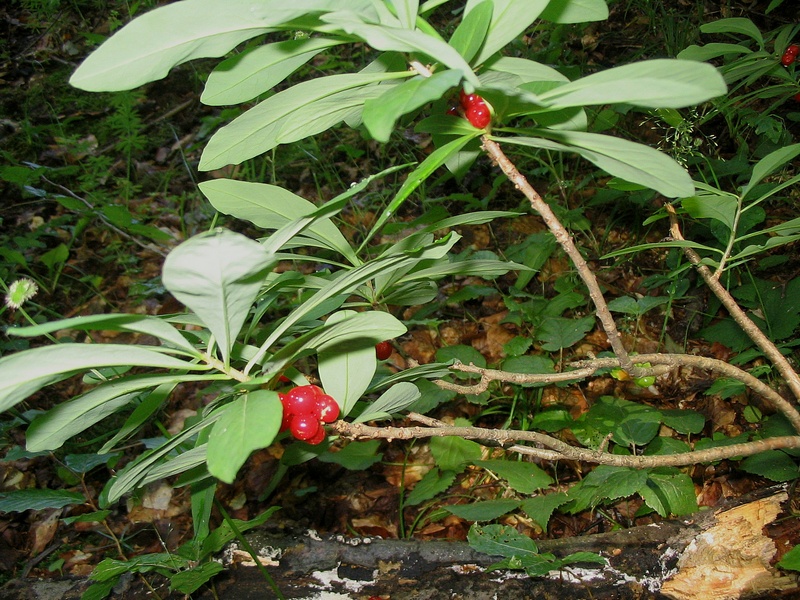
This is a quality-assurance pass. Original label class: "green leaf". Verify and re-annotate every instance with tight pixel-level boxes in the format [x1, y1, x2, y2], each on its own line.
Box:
[0, 489, 85, 512]
[170, 562, 225, 594]
[200, 507, 281, 559]
[740, 143, 800, 200]
[520, 493, 569, 529]
[386, 0, 418, 28]
[354, 382, 422, 422]
[430, 435, 482, 472]
[405, 468, 457, 506]
[536, 60, 726, 109]
[639, 469, 698, 517]
[445, 499, 521, 521]
[677, 43, 753, 62]
[740, 451, 799, 482]
[494, 131, 695, 198]
[465, 0, 550, 65]
[70, 0, 382, 91]
[162, 229, 275, 366]
[500, 355, 555, 387]
[565, 466, 649, 513]
[363, 70, 462, 142]
[778, 544, 800, 572]
[467, 523, 538, 557]
[199, 179, 358, 265]
[318, 311, 377, 416]
[448, 0, 492, 64]
[474, 460, 553, 494]
[206, 391, 282, 484]
[81, 580, 116, 600]
[660, 409, 706, 435]
[700, 17, 764, 48]
[7, 313, 198, 355]
[27, 374, 225, 452]
[539, 0, 608, 23]
[318, 440, 383, 470]
[536, 315, 595, 351]
[202, 37, 344, 105]
[200, 71, 410, 170]
[0, 344, 206, 414]
[320, 14, 479, 86]
[682, 193, 739, 231]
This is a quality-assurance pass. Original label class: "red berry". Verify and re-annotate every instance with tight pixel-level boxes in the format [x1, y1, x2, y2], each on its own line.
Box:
[316, 394, 340, 423]
[306, 426, 327, 445]
[446, 105, 459, 116]
[375, 340, 392, 361]
[278, 374, 291, 383]
[459, 89, 479, 109]
[284, 385, 321, 417]
[794, 92, 800, 102]
[290, 413, 321, 441]
[466, 102, 491, 129]
[781, 45, 799, 66]
[279, 394, 292, 432]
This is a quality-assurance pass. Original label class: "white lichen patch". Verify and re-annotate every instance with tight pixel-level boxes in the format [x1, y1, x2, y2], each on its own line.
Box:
[311, 564, 376, 593]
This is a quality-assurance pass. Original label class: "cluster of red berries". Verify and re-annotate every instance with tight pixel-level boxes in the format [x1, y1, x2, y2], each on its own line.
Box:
[781, 44, 799, 67]
[447, 89, 492, 129]
[279, 385, 339, 445]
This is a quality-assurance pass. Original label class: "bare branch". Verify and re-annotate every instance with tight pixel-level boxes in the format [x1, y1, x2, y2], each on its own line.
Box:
[667, 204, 800, 412]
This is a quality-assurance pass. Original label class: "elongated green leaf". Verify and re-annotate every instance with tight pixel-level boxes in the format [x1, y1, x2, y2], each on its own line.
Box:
[354, 382, 421, 422]
[539, 0, 608, 23]
[317, 311, 377, 416]
[320, 14, 479, 86]
[162, 229, 275, 366]
[27, 374, 227, 452]
[536, 60, 726, 109]
[386, 0, 418, 28]
[7, 313, 198, 355]
[70, 0, 379, 91]
[0, 344, 206, 414]
[200, 71, 410, 169]
[365, 133, 480, 242]
[202, 37, 344, 105]
[700, 17, 764, 48]
[198, 179, 357, 264]
[363, 70, 462, 142]
[207, 391, 282, 484]
[405, 468, 457, 506]
[104, 407, 224, 504]
[262, 309, 407, 381]
[448, 0, 492, 64]
[467, 523, 538, 557]
[493, 132, 695, 198]
[465, 0, 549, 65]
[741, 143, 800, 200]
[0, 489, 85, 512]
[677, 43, 753, 62]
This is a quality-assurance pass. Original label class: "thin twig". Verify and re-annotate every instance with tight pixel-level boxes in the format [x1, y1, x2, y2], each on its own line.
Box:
[667, 204, 800, 409]
[333, 416, 800, 468]
[480, 137, 638, 375]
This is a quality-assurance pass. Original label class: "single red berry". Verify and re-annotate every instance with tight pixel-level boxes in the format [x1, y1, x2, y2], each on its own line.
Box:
[446, 105, 460, 117]
[466, 102, 491, 129]
[794, 92, 800, 102]
[284, 385, 321, 417]
[290, 413, 321, 441]
[306, 426, 327, 445]
[316, 394, 340, 423]
[459, 89, 479, 109]
[278, 374, 291, 383]
[279, 394, 292, 432]
[375, 340, 393, 361]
